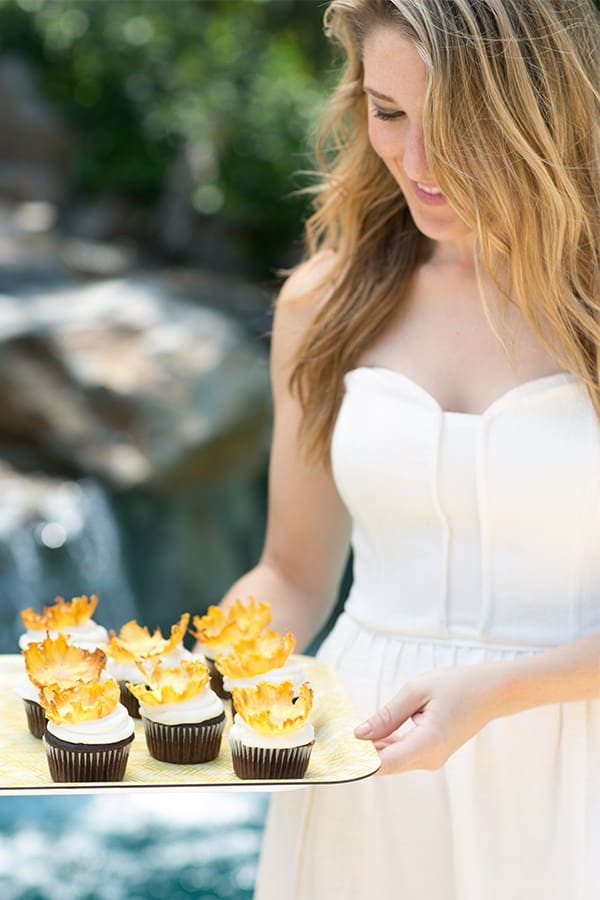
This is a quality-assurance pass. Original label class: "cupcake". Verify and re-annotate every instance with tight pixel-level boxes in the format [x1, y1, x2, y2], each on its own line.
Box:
[215, 630, 307, 703]
[127, 658, 225, 764]
[229, 681, 315, 780]
[104, 613, 192, 718]
[191, 598, 271, 698]
[16, 633, 106, 738]
[19, 595, 108, 653]
[40, 678, 135, 783]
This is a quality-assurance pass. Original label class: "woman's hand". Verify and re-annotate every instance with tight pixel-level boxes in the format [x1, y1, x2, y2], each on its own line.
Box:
[354, 663, 507, 775]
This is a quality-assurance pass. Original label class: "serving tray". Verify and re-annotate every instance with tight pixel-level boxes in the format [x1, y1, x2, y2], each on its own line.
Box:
[0, 653, 380, 793]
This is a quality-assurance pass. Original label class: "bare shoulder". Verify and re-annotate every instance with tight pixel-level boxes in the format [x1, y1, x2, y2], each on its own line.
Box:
[272, 250, 338, 376]
[277, 249, 338, 310]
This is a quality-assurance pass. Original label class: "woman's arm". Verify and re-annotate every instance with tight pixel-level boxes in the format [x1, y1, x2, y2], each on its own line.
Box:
[356, 631, 600, 775]
[216, 253, 351, 652]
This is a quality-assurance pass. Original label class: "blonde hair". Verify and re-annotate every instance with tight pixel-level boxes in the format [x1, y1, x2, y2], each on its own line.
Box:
[288, 0, 600, 465]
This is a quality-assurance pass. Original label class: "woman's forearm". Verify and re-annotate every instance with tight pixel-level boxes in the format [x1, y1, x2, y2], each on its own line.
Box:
[487, 631, 600, 721]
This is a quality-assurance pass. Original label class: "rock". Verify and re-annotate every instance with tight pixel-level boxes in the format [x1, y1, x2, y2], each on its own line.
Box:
[0, 275, 272, 490]
[0, 202, 74, 296]
[59, 238, 138, 278]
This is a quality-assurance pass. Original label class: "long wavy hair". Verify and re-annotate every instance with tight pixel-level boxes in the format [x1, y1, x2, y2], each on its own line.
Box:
[288, 0, 600, 465]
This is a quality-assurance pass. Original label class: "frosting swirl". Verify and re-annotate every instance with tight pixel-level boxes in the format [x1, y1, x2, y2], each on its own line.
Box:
[223, 659, 307, 693]
[139, 687, 224, 726]
[19, 621, 108, 652]
[46, 703, 134, 745]
[229, 713, 314, 749]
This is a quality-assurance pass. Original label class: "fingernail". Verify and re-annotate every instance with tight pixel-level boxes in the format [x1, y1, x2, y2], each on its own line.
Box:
[355, 721, 372, 738]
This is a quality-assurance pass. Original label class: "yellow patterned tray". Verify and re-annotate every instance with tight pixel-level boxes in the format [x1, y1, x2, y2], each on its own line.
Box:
[0, 654, 380, 792]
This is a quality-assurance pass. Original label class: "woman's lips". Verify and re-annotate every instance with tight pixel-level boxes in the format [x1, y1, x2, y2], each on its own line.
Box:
[412, 180, 447, 206]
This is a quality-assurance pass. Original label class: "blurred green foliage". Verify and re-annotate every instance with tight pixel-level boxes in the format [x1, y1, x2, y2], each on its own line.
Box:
[0, 0, 334, 275]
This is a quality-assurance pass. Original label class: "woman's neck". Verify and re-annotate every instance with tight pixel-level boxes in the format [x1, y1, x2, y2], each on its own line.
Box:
[420, 233, 478, 272]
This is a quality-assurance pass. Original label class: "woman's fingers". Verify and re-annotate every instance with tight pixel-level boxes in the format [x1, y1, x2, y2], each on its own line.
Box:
[354, 681, 428, 741]
[375, 721, 447, 774]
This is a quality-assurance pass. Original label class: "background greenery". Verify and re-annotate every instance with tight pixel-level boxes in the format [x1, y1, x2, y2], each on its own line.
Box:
[0, 0, 333, 278]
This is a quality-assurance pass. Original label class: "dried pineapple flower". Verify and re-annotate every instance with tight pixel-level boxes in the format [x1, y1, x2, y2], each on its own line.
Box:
[215, 630, 295, 679]
[20, 595, 99, 630]
[232, 681, 313, 736]
[127, 658, 210, 706]
[39, 678, 120, 725]
[24, 633, 106, 688]
[105, 613, 190, 663]
[191, 598, 271, 648]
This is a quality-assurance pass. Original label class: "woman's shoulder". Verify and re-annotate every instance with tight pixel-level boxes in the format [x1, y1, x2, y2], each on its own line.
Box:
[277, 249, 339, 312]
[271, 250, 338, 374]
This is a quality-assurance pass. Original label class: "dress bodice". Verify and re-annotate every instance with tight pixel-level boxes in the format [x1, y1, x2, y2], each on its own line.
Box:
[331, 366, 600, 648]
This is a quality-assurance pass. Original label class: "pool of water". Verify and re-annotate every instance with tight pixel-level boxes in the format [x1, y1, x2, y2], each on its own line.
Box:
[0, 792, 268, 899]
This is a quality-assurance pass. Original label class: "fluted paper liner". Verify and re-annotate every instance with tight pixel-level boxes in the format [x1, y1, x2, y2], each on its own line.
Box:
[118, 681, 141, 719]
[43, 730, 134, 783]
[1, 654, 380, 789]
[142, 713, 226, 764]
[22, 699, 47, 739]
[229, 737, 313, 780]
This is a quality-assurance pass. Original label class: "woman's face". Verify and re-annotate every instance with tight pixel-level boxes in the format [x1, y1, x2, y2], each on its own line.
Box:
[363, 26, 473, 245]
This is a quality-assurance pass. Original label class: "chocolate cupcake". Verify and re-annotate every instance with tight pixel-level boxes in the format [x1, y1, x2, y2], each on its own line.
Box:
[128, 658, 225, 764]
[191, 598, 271, 698]
[104, 613, 192, 718]
[229, 681, 315, 780]
[17, 633, 106, 738]
[39, 679, 135, 782]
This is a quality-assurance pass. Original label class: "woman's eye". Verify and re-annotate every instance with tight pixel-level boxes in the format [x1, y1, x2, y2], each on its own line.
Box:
[372, 107, 404, 121]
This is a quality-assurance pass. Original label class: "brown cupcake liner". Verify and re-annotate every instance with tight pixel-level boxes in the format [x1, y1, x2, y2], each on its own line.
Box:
[142, 711, 226, 764]
[43, 730, 135, 783]
[206, 659, 231, 700]
[229, 738, 314, 780]
[23, 698, 47, 739]
[118, 681, 141, 719]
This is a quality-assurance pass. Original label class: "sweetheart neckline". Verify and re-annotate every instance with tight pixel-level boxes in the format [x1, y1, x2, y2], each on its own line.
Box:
[344, 366, 580, 418]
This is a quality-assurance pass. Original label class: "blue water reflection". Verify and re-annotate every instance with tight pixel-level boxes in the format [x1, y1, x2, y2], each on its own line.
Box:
[0, 792, 267, 899]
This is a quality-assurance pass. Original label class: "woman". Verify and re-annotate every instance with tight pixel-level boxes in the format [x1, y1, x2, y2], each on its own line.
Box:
[219, 0, 600, 897]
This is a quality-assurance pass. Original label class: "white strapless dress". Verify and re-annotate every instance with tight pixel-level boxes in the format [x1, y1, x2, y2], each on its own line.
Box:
[255, 367, 600, 900]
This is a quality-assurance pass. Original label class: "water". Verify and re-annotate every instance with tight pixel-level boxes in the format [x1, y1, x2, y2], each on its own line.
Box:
[0, 792, 267, 899]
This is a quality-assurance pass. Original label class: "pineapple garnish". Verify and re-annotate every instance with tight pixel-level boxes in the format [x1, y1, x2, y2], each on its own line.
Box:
[20, 595, 98, 630]
[191, 598, 271, 649]
[39, 678, 120, 725]
[24, 633, 106, 688]
[127, 658, 211, 706]
[104, 613, 190, 664]
[215, 630, 295, 679]
[231, 681, 313, 736]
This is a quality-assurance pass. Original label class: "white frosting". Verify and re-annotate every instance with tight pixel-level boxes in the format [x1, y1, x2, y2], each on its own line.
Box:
[223, 660, 307, 694]
[195, 642, 233, 662]
[14, 669, 111, 703]
[139, 686, 224, 726]
[162, 646, 194, 666]
[229, 713, 314, 749]
[18, 621, 109, 651]
[14, 675, 40, 703]
[107, 646, 194, 683]
[106, 658, 145, 682]
[46, 703, 134, 745]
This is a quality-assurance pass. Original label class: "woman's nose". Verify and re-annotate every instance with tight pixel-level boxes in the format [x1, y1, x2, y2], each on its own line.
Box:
[403, 126, 432, 183]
